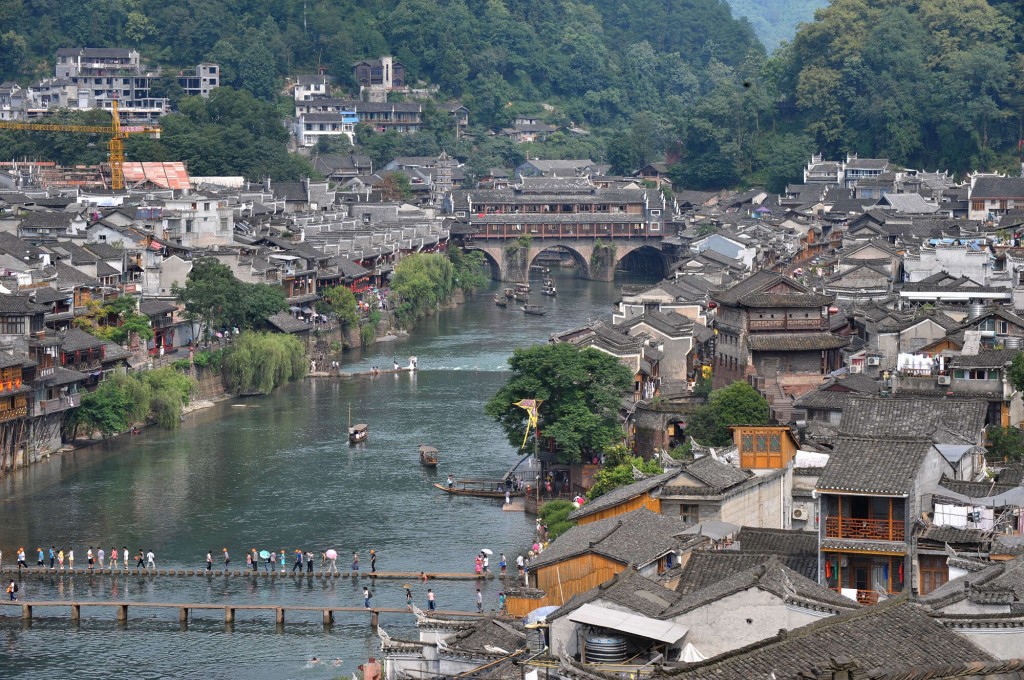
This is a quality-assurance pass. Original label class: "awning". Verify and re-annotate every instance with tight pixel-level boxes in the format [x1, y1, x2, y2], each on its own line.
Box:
[289, 306, 302, 312]
[567, 604, 688, 644]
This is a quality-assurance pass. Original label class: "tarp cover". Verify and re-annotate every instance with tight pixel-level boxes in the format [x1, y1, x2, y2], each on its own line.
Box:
[568, 603, 688, 644]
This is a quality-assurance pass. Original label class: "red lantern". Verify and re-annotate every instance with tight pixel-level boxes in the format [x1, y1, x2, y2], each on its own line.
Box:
[828, 306, 840, 315]
[707, 301, 718, 309]
[898, 563, 904, 584]
[824, 560, 832, 579]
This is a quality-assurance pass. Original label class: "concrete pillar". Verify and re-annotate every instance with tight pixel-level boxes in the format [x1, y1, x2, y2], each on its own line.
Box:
[370, 610, 379, 631]
[323, 609, 334, 626]
[179, 607, 189, 623]
[276, 608, 284, 625]
[70, 604, 80, 621]
[224, 607, 235, 623]
[117, 605, 128, 622]
[21, 605, 31, 620]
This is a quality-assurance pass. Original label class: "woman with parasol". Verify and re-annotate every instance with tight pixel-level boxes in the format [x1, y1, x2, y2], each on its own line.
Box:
[259, 549, 271, 572]
[326, 548, 338, 574]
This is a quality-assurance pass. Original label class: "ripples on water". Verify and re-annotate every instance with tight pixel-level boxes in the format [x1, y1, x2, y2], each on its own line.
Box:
[0, 272, 645, 677]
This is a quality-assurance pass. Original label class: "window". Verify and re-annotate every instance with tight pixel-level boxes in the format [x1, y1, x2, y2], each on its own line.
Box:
[185, 219, 193, 233]
[972, 200, 985, 212]
[919, 555, 948, 595]
[679, 504, 699, 524]
[0, 316, 25, 335]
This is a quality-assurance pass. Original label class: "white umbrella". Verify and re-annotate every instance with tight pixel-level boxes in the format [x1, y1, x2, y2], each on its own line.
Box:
[326, 549, 338, 560]
[480, 548, 493, 556]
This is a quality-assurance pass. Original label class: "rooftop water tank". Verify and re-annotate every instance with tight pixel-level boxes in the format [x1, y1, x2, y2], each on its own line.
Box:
[585, 636, 628, 663]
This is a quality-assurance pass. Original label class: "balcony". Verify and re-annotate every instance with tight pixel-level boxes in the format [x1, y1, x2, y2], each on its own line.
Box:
[37, 394, 81, 414]
[825, 516, 904, 541]
[0, 405, 28, 422]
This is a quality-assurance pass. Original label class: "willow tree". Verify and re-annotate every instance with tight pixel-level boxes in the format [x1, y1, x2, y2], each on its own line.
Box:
[222, 332, 308, 395]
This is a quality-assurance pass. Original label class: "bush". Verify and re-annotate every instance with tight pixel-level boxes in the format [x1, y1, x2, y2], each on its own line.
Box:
[539, 500, 577, 540]
[360, 324, 376, 346]
[73, 368, 195, 436]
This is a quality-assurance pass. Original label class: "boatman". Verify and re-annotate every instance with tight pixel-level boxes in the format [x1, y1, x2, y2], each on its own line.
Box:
[447, 474, 455, 490]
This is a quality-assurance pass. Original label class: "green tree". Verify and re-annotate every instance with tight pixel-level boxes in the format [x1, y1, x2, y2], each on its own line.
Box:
[222, 332, 308, 395]
[320, 285, 359, 329]
[587, 455, 663, 500]
[987, 425, 1024, 462]
[379, 172, 413, 201]
[1008, 352, 1024, 392]
[390, 253, 456, 326]
[173, 257, 286, 337]
[448, 248, 489, 293]
[485, 343, 633, 463]
[539, 499, 576, 539]
[686, 380, 770, 446]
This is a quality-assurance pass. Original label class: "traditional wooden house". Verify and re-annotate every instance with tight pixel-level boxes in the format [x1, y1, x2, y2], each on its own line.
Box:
[567, 470, 681, 525]
[731, 425, 798, 470]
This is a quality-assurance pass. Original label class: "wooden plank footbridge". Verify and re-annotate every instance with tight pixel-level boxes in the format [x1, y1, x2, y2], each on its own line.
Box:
[0, 600, 478, 629]
[0, 568, 494, 629]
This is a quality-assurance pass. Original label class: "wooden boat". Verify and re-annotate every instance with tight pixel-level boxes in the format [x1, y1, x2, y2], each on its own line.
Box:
[434, 479, 525, 498]
[494, 294, 508, 307]
[419, 444, 439, 467]
[541, 284, 557, 297]
[530, 265, 550, 274]
[349, 423, 368, 444]
[514, 291, 529, 302]
[347, 404, 368, 444]
[522, 304, 547, 316]
[515, 283, 531, 295]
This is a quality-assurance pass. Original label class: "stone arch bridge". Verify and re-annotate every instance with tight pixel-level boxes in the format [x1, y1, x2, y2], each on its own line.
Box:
[467, 236, 670, 282]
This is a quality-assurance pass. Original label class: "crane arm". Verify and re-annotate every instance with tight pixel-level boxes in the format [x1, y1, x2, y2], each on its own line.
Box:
[0, 121, 112, 134]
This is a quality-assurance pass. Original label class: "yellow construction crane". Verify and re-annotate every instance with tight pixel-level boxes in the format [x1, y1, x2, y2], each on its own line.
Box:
[0, 100, 161, 191]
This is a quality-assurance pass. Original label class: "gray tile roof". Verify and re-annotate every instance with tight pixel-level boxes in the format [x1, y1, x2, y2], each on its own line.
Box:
[734, 527, 818, 556]
[568, 470, 681, 521]
[839, 397, 987, 444]
[676, 455, 750, 491]
[748, 332, 850, 351]
[951, 349, 1018, 369]
[921, 556, 1024, 609]
[712, 270, 829, 307]
[660, 600, 992, 680]
[918, 525, 989, 546]
[816, 436, 937, 495]
[529, 508, 687, 570]
[139, 300, 177, 316]
[266, 311, 312, 334]
[674, 552, 819, 596]
[971, 176, 1024, 200]
[0, 294, 48, 315]
[550, 567, 682, 620]
[59, 328, 105, 352]
[663, 558, 859, 616]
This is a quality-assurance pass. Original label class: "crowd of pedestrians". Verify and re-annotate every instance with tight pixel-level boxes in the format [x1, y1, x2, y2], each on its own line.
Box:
[0, 546, 156, 574]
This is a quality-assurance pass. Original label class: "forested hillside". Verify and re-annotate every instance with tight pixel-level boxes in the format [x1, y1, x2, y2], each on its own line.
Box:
[1, 0, 1024, 191]
[725, 0, 828, 50]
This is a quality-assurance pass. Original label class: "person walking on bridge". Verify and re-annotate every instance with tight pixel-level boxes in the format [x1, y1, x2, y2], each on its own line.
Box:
[305, 550, 314, 574]
[97, 548, 105, 571]
[67, 548, 74, 570]
[370, 549, 377, 573]
[123, 546, 129, 570]
[49, 546, 55, 570]
[146, 550, 155, 570]
[109, 547, 118, 570]
[206, 551, 213, 572]
[292, 549, 303, 573]
[223, 548, 230, 569]
[427, 589, 436, 611]
[57, 548, 63, 570]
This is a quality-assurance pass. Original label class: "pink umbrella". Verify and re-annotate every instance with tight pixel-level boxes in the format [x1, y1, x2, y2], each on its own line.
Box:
[325, 549, 338, 560]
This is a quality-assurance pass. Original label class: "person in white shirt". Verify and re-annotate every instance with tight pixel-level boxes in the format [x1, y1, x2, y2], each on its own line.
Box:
[146, 550, 155, 569]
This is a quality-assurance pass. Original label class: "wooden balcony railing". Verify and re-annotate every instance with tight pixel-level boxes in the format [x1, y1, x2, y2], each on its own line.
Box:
[37, 393, 80, 414]
[825, 516, 904, 541]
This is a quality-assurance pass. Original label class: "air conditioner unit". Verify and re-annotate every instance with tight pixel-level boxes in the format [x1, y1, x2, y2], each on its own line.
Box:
[792, 506, 808, 520]
[866, 356, 880, 366]
[937, 375, 952, 385]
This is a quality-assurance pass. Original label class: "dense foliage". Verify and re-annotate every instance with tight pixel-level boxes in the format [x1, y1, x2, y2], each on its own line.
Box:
[389, 253, 456, 326]
[74, 368, 194, 437]
[588, 450, 663, 500]
[319, 285, 359, 329]
[538, 500, 576, 541]
[173, 257, 288, 340]
[222, 332, 308, 395]
[448, 248, 489, 294]
[4, 0, 1024, 188]
[73, 297, 154, 346]
[686, 381, 770, 446]
[485, 343, 633, 463]
[987, 426, 1024, 462]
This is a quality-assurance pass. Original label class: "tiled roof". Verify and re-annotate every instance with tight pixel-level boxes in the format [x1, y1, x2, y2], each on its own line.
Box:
[839, 397, 987, 444]
[266, 311, 312, 334]
[734, 527, 818, 556]
[748, 332, 850, 351]
[550, 567, 682, 620]
[660, 600, 992, 680]
[0, 294, 48, 315]
[674, 551, 819, 594]
[712, 270, 823, 306]
[59, 328, 105, 352]
[971, 176, 1024, 200]
[52, 261, 99, 289]
[529, 508, 687, 570]
[139, 300, 177, 316]
[816, 436, 936, 495]
[921, 556, 1024, 609]
[795, 375, 881, 410]
[567, 470, 680, 521]
[675, 455, 750, 491]
[663, 558, 859, 616]
[820, 538, 907, 554]
[919, 525, 989, 546]
[445, 616, 526, 655]
[951, 349, 1018, 368]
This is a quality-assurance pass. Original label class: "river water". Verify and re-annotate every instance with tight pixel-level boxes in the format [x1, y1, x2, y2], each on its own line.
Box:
[0, 271, 636, 679]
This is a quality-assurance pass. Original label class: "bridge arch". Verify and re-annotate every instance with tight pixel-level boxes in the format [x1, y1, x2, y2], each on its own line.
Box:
[466, 246, 502, 281]
[615, 244, 671, 279]
[528, 245, 590, 279]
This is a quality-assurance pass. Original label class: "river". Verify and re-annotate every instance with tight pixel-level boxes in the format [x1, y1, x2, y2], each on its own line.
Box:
[0, 270, 642, 679]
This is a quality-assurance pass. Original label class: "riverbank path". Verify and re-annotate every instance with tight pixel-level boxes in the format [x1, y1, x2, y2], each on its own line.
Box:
[1, 567, 494, 580]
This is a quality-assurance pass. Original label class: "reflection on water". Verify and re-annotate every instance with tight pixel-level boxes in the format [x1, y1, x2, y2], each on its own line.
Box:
[0, 271, 643, 677]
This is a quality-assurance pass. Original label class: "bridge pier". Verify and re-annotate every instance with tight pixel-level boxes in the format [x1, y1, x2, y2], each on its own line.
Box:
[117, 605, 128, 622]
[21, 605, 31, 620]
[70, 604, 80, 621]
[370, 610, 379, 631]
[276, 607, 285, 625]
[224, 607, 235, 624]
[323, 609, 334, 626]
[179, 607, 189, 624]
